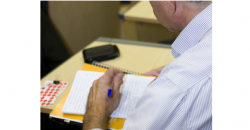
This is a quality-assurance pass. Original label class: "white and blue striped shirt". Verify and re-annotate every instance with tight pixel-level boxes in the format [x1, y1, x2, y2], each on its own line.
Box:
[123, 4, 212, 130]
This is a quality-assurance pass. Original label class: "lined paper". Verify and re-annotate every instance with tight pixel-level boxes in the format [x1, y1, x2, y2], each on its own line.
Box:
[62, 70, 155, 118]
[62, 71, 103, 115]
[110, 75, 155, 118]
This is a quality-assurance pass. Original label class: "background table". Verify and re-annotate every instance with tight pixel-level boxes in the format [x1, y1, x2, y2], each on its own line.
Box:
[120, 1, 179, 42]
[124, 1, 158, 24]
[41, 37, 175, 114]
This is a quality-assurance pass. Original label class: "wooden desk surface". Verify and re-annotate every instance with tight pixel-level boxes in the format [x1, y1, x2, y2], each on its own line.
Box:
[124, 1, 159, 24]
[41, 37, 175, 114]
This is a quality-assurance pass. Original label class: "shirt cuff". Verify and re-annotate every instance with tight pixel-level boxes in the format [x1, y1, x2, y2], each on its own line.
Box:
[91, 128, 103, 130]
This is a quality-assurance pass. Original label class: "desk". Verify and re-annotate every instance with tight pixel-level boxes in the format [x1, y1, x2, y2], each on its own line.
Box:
[120, 1, 179, 42]
[41, 37, 175, 114]
[124, 1, 158, 24]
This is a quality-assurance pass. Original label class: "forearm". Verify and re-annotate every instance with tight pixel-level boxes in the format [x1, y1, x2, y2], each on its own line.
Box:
[83, 108, 108, 130]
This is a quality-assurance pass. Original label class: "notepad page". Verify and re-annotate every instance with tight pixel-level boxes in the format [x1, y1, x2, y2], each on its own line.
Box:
[62, 70, 155, 118]
[62, 70, 104, 115]
[110, 75, 155, 118]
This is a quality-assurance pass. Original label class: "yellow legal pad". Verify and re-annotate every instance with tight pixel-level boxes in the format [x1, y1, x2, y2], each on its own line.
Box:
[50, 63, 126, 129]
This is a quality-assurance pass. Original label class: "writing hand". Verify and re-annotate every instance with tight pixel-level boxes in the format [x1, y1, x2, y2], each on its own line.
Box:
[83, 68, 124, 130]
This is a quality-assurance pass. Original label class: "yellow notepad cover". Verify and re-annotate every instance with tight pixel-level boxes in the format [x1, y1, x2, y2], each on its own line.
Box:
[50, 63, 125, 129]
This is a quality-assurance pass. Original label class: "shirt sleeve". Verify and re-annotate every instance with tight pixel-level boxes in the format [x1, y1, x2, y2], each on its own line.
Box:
[122, 76, 187, 130]
[91, 128, 102, 130]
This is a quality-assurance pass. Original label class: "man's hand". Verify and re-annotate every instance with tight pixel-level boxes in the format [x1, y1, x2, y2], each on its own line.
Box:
[144, 66, 165, 77]
[83, 68, 124, 130]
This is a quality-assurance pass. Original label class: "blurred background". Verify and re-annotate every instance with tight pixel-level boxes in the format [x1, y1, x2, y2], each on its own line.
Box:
[41, 1, 179, 79]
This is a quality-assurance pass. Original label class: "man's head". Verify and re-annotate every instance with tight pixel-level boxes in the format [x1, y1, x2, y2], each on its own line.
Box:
[150, 1, 212, 32]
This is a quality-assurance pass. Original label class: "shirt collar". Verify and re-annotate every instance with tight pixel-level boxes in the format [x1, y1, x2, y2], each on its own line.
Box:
[171, 3, 212, 58]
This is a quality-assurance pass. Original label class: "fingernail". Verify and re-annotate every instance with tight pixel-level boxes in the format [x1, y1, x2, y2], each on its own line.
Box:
[117, 73, 123, 78]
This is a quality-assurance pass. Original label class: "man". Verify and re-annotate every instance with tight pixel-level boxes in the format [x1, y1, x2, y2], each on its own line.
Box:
[83, 1, 212, 130]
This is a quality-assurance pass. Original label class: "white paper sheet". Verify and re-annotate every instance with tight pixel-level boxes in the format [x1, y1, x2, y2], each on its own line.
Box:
[62, 70, 155, 118]
[110, 75, 155, 118]
[62, 70, 103, 115]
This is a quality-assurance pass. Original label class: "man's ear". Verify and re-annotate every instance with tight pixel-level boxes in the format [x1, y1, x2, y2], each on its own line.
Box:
[163, 1, 176, 14]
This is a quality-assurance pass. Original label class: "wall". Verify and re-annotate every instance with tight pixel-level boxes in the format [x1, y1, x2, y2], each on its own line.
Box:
[49, 1, 120, 55]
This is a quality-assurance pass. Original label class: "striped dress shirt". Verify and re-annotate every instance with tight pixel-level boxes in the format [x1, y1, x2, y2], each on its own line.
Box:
[122, 3, 212, 130]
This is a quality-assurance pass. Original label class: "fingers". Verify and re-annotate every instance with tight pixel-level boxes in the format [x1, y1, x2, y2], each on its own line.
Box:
[144, 70, 158, 76]
[99, 68, 123, 86]
[112, 72, 124, 93]
[144, 66, 165, 76]
[104, 68, 122, 78]
[152, 71, 160, 77]
[144, 71, 154, 76]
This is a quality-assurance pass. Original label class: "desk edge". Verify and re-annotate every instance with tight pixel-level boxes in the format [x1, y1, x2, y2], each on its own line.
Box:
[95, 37, 172, 49]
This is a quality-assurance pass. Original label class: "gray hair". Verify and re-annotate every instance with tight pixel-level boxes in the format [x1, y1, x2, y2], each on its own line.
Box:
[187, 1, 212, 7]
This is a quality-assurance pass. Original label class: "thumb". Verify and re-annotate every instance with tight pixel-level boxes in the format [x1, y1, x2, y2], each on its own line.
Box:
[112, 72, 124, 92]
[99, 68, 121, 86]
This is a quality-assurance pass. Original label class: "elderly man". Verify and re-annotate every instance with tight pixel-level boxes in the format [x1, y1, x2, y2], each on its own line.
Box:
[83, 1, 212, 130]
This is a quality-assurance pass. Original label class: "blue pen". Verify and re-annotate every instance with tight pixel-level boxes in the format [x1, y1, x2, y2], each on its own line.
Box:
[108, 78, 113, 98]
[108, 88, 112, 98]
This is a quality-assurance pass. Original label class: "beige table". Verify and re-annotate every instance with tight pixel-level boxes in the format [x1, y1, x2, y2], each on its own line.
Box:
[124, 1, 158, 24]
[120, 1, 179, 42]
[41, 37, 175, 114]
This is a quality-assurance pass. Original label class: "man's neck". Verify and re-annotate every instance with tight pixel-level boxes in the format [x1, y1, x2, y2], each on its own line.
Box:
[177, 1, 212, 32]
